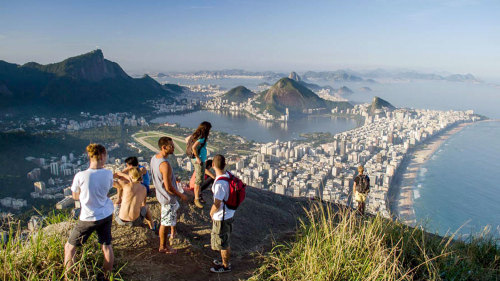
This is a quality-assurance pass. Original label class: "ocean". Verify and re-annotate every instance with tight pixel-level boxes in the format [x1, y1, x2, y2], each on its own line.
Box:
[413, 121, 500, 238]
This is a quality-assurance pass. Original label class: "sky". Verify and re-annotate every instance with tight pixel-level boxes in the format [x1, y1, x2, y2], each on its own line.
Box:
[0, 0, 499, 77]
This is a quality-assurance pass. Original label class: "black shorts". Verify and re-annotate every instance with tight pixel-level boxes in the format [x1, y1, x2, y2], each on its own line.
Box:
[68, 215, 113, 246]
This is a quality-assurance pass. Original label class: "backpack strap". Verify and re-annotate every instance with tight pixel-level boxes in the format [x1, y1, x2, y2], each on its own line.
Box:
[213, 173, 230, 222]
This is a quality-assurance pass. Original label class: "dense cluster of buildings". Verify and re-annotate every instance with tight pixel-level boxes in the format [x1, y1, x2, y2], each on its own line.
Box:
[0, 112, 148, 133]
[204, 97, 289, 122]
[150, 100, 198, 114]
[228, 104, 478, 218]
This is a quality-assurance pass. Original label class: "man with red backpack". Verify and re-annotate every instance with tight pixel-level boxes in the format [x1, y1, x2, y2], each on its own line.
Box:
[209, 154, 246, 273]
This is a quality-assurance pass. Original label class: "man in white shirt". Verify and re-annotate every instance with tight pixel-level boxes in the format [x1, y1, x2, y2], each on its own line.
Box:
[209, 154, 234, 273]
[64, 144, 114, 278]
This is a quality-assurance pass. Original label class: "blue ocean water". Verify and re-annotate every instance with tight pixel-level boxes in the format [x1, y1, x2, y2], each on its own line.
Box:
[413, 121, 500, 238]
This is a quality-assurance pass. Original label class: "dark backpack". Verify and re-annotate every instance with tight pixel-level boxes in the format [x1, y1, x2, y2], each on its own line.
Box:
[217, 171, 246, 210]
[186, 136, 206, 159]
[357, 174, 370, 193]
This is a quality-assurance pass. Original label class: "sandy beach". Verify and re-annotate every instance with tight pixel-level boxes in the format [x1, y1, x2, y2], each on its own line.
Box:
[391, 122, 472, 226]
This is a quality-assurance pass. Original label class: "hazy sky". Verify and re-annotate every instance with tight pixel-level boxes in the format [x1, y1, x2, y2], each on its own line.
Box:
[1, 0, 499, 77]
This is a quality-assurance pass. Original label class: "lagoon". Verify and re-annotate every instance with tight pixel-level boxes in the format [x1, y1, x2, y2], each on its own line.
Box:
[151, 110, 357, 143]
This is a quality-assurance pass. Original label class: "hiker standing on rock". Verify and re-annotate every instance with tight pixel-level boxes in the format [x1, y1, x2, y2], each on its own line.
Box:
[151, 137, 187, 254]
[185, 121, 212, 209]
[64, 144, 114, 277]
[209, 154, 246, 273]
[353, 165, 370, 215]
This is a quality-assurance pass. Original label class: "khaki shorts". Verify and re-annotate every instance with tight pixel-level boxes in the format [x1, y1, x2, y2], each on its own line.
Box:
[211, 218, 234, 251]
[191, 159, 205, 186]
[355, 192, 367, 203]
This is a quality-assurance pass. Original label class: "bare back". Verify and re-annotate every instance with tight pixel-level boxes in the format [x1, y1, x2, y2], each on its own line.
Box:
[119, 182, 147, 221]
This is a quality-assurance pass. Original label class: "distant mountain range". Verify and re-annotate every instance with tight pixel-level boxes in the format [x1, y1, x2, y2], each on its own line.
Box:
[223, 86, 256, 103]
[287, 72, 354, 97]
[355, 69, 480, 83]
[155, 69, 480, 83]
[255, 77, 352, 116]
[0, 50, 181, 115]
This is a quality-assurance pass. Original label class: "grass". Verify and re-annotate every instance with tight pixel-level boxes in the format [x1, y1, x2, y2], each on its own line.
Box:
[0, 214, 125, 281]
[251, 203, 500, 281]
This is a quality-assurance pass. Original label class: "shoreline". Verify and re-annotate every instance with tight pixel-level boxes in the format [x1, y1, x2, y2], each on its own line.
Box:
[390, 121, 474, 226]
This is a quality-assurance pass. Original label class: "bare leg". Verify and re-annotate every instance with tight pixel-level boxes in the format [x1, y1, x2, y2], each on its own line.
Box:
[64, 242, 77, 276]
[102, 244, 114, 275]
[159, 225, 167, 250]
[194, 184, 200, 200]
[145, 208, 153, 229]
[221, 247, 231, 268]
[170, 225, 176, 241]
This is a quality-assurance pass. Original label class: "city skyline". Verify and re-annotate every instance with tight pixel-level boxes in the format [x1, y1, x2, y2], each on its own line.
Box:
[1, 0, 499, 78]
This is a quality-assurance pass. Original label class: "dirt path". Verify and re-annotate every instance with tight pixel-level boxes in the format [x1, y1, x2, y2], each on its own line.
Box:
[109, 187, 308, 281]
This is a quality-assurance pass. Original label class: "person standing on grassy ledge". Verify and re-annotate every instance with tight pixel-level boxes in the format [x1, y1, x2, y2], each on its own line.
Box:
[151, 136, 187, 254]
[209, 154, 235, 273]
[64, 143, 114, 277]
[185, 121, 212, 208]
[353, 165, 370, 215]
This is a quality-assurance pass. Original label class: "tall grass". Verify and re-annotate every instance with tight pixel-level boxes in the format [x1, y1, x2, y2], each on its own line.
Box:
[252, 204, 500, 281]
[0, 214, 124, 280]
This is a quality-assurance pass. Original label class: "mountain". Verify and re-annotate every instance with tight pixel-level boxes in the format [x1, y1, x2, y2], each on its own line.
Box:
[256, 78, 352, 116]
[359, 86, 372, 92]
[288, 71, 302, 82]
[370, 96, 395, 114]
[302, 70, 363, 82]
[337, 86, 354, 95]
[223, 86, 256, 103]
[359, 69, 480, 83]
[0, 50, 181, 115]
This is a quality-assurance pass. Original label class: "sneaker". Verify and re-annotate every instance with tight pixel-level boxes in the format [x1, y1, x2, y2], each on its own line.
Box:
[194, 199, 204, 209]
[212, 259, 231, 267]
[210, 264, 232, 273]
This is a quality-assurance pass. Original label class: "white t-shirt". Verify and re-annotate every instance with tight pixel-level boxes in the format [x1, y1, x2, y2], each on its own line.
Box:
[211, 172, 235, 221]
[71, 168, 114, 221]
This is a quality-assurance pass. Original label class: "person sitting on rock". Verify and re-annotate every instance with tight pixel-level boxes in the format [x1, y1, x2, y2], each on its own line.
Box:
[113, 167, 154, 229]
[115, 156, 150, 206]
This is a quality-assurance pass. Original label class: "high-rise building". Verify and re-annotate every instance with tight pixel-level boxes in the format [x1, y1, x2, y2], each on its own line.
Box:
[50, 162, 59, 176]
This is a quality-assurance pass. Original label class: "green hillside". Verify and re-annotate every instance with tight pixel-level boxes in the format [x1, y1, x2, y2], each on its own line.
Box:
[223, 85, 256, 103]
[256, 78, 352, 116]
[0, 50, 181, 114]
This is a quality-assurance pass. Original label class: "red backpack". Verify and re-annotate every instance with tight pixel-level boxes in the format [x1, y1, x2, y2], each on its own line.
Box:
[217, 171, 246, 210]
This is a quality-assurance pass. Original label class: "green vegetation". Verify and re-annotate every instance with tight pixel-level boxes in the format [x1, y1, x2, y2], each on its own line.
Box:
[223, 86, 256, 103]
[255, 78, 352, 116]
[252, 204, 500, 281]
[0, 49, 179, 114]
[0, 214, 124, 281]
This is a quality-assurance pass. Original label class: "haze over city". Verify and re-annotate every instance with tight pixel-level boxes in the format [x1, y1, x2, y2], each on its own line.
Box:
[1, 0, 499, 78]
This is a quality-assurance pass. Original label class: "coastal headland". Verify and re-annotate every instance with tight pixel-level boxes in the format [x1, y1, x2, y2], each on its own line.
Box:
[390, 122, 474, 226]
